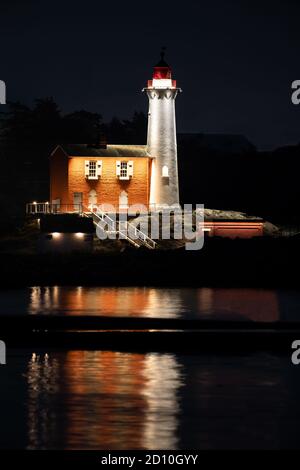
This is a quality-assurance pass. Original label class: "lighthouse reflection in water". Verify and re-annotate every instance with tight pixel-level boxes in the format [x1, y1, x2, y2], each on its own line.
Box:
[1, 286, 299, 449]
[19, 347, 295, 450]
[27, 286, 280, 322]
[26, 351, 182, 450]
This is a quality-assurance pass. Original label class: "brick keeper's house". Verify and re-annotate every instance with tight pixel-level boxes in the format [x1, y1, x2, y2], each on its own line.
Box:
[26, 51, 264, 249]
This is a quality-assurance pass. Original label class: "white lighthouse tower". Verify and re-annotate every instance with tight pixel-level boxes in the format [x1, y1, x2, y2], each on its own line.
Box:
[144, 49, 181, 210]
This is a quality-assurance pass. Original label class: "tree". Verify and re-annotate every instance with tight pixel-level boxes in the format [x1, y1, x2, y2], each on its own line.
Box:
[63, 110, 103, 143]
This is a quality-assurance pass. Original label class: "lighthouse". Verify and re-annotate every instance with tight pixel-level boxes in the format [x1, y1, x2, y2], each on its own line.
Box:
[144, 49, 181, 210]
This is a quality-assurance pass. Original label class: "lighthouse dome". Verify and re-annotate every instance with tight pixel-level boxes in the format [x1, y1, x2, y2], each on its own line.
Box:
[153, 48, 172, 79]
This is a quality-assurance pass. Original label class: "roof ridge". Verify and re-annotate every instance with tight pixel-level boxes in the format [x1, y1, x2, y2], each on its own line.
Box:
[53, 143, 151, 158]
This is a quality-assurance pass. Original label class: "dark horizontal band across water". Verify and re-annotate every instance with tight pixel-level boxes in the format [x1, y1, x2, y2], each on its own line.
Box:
[0, 314, 299, 330]
[0, 315, 299, 352]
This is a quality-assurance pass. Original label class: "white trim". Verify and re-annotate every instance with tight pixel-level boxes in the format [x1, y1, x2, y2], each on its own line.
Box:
[162, 165, 169, 177]
[116, 160, 121, 177]
[96, 160, 102, 177]
[128, 160, 134, 177]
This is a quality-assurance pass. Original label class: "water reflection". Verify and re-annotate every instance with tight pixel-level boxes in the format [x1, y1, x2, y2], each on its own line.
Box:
[1, 349, 299, 449]
[142, 354, 182, 449]
[27, 286, 280, 321]
[197, 288, 279, 322]
[27, 353, 60, 449]
[29, 286, 184, 317]
[26, 351, 182, 450]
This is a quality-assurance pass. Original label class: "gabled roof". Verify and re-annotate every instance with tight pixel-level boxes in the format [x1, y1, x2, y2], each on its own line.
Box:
[52, 144, 151, 158]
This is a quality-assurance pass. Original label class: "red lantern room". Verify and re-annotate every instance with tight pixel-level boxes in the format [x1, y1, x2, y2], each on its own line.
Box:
[153, 47, 172, 79]
[147, 48, 177, 88]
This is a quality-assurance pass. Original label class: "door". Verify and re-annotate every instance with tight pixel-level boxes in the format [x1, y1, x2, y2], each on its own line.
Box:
[73, 192, 83, 212]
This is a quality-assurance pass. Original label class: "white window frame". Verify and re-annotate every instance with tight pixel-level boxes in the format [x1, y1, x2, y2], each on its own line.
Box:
[116, 160, 133, 180]
[85, 160, 102, 180]
[162, 165, 169, 177]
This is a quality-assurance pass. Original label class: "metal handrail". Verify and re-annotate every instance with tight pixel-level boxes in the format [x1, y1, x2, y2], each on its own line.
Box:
[26, 202, 156, 249]
[26, 203, 83, 214]
[89, 206, 156, 249]
[120, 220, 156, 248]
[84, 206, 116, 230]
[84, 206, 140, 248]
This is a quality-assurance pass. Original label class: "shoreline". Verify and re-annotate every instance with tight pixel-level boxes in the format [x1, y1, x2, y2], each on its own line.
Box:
[0, 237, 299, 288]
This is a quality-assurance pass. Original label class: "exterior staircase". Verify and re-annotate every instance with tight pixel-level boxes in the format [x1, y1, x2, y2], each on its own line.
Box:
[25, 202, 156, 249]
[83, 207, 156, 249]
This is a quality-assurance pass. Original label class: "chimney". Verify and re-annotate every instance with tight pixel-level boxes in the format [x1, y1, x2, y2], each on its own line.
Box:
[87, 123, 107, 149]
[97, 127, 107, 149]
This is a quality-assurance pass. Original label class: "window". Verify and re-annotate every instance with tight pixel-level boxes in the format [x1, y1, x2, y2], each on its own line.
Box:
[89, 161, 96, 178]
[116, 160, 134, 180]
[85, 160, 102, 179]
[120, 161, 128, 179]
[162, 165, 169, 177]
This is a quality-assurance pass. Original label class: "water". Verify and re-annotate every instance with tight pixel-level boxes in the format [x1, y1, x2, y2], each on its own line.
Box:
[0, 286, 300, 321]
[1, 287, 300, 449]
[0, 349, 299, 449]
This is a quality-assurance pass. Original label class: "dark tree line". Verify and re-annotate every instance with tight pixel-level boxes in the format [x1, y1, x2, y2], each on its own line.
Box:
[0, 97, 300, 232]
[0, 98, 147, 231]
[0, 97, 147, 149]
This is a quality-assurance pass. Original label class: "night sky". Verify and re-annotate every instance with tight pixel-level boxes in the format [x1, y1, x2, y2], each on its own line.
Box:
[1, 0, 300, 150]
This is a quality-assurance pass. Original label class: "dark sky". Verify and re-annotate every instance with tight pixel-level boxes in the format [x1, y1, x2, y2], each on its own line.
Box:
[1, 0, 300, 150]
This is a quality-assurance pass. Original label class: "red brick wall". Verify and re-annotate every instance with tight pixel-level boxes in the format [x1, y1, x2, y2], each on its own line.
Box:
[203, 222, 264, 238]
[50, 147, 69, 205]
[67, 156, 151, 209]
